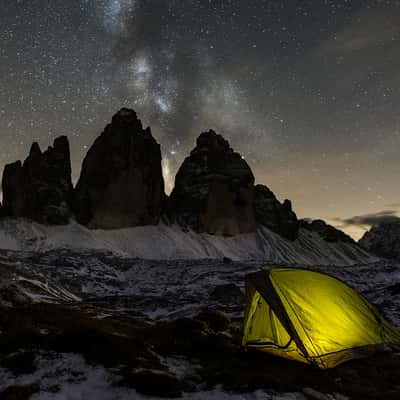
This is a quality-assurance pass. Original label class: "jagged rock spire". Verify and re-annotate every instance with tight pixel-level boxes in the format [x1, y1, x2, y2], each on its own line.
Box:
[166, 129, 257, 235]
[1, 136, 73, 224]
[74, 108, 165, 229]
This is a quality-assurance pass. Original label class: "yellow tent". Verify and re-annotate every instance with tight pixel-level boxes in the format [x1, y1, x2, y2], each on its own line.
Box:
[242, 268, 400, 368]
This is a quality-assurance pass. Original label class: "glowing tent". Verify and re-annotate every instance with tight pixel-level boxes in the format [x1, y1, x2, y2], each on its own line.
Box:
[242, 268, 400, 368]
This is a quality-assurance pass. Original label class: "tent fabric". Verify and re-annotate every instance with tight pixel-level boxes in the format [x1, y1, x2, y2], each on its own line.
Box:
[242, 268, 400, 368]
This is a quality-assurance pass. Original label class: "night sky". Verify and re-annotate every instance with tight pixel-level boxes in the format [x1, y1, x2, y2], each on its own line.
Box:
[1, 0, 400, 239]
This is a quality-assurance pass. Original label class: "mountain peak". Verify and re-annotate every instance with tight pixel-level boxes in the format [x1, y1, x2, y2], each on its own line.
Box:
[194, 129, 231, 153]
[167, 129, 256, 235]
[74, 109, 165, 229]
[300, 219, 355, 244]
[359, 219, 400, 260]
[29, 142, 42, 157]
[2, 136, 73, 224]
[110, 108, 142, 129]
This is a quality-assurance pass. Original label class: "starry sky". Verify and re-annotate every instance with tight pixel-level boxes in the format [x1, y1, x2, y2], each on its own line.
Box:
[1, 0, 400, 239]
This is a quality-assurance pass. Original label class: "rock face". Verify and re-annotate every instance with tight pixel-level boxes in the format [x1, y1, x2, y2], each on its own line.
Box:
[2, 161, 23, 218]
[166, 130, 256, 236]
[1, 136, 73, 224]
[300, 219, 355, 244]
[254, 184, 299, 240]
[359, 220, 400, 260]
[74, 108, 165, 229]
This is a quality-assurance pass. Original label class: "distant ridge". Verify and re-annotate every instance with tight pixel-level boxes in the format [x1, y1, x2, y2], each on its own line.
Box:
[360, 220, 400, 260]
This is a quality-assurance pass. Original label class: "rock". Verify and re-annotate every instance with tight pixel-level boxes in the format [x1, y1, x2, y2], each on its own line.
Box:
[166, 130, 256, 235]
[123, 369, 182, 398]
[254, 184, 299, 240]
[300, 219, 355, 244]
[74, 108, 165, 229]
[359, 220, 400, 260]
[196, 309, 231, 332]
[1, 136, 73, 224]
[209, 284, 244, 305]
[302, 387, 331, 400]
[0, 351, 37, 375]
[2, 302, 400, 399]
[0, 283, 31, 307]
[1, 161, 24, 218]
[0, 384, 40, 400]
[387, 283, 400, 295]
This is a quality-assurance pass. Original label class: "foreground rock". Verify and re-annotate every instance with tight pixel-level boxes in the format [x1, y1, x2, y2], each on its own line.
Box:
[254, 184, 299, 240]
[300, 219, 355, 244]
[1, 137, 73, 224]
[74, 108, 165, 229]
[1, 303, 400, 399]
[167, 130, 256, 235]
[359, 220, 400, 260]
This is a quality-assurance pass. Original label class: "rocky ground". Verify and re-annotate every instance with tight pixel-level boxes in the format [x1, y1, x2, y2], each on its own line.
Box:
[0, 250, 400, 399]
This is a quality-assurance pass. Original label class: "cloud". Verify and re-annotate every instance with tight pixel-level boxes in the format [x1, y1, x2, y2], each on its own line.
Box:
[333, 210, 400, 229]
[386, 203, 400, 209]
[318, 10, 400, 57]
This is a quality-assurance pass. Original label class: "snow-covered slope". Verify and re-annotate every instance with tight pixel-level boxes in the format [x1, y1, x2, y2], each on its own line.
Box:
[0, 219, 374, 266]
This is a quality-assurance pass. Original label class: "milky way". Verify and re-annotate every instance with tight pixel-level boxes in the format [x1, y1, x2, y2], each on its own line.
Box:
[1, 0, 400, 238]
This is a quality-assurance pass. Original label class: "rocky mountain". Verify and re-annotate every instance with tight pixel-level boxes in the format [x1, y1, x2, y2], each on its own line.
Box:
[166, 130, 257, 236]
[300, 219, 355, 244]
[254, 184, 299, 240]
[359, 220, 400, 260]
[0, 108, 369, 251]
[74, 108, 165, 229]
[1, 136, 73, 225]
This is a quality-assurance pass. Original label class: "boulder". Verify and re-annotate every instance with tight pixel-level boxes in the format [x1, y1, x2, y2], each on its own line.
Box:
[254, 184, 299, 240]
[300, 219, 355, 244]
[0, 384, 40, 400]
[166, 130, 256, 235]
[196, 309, 231, 332]
[74, 108, 165, 229]
[209, 284, 244, 305]
[1, 136, 73, 224]
[122, 370, 182, 398]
